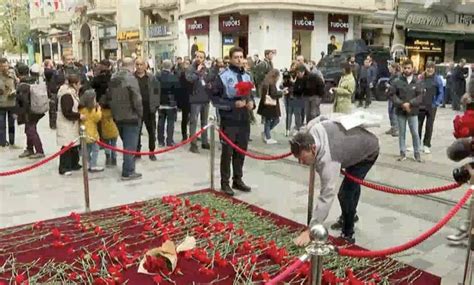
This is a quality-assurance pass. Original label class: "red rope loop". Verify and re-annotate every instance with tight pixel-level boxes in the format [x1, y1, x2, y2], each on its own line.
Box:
[338, 188, 473, 258]
[0, 141, 77, 177]
[341, 170, 461, 195]
[266, 254, 309, 284]
[217, 128, 292, 161]
[96, 127, 207, 156]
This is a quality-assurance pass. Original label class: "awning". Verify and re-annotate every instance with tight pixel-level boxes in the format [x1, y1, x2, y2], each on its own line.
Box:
[406, 28, 474, 41]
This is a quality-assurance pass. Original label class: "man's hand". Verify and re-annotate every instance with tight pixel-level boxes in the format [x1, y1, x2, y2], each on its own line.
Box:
[197, 64, 204, 72]
[246, 101, 254, 110]
[235, 100, 246, 108]
[80, 114, 86, 121]
[294, 229, 311, 247]
[402, 102, 410, 112]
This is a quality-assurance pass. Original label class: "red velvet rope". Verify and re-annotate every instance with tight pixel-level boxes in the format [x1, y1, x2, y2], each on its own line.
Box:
[266, 254, 309, 285]
[0, 141, 76, 177]
[341, 170, 461, 195]
[338, 188, 473, 258]
[217, 129, 292, 161]
[96, 127, 207, 156]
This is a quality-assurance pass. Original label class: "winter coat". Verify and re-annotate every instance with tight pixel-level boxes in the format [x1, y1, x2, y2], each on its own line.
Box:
[390, 75, 423, 116]
[103, 69, 143, 124]
[452, 65, 467, 96]
[333, 74, 355, 114]
[304, 73, 325, 98]
[0, 72, 17, 109]
[135, 71, 161, 111]
[100, 108, 119, 140]
[157, 70, 182, 107]
[178, 70, 193, 110]
[15, 77, 45, 125]
[57, 84, 80, 146]
[185, 63, 211, 104]
[420, 73, 444, 110]
[257, 82, 282, 118]
[79, 106, 102, 143]
[91, 71, 111, 103]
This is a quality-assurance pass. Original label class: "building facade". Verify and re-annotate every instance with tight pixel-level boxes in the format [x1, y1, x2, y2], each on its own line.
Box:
[177, 0, 377, 68]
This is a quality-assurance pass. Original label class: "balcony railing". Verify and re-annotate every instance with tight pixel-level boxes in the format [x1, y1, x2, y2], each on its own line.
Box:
[30, 16, 50, 31]
[87, 0, 117, 15]
[140, 0, 178, 10]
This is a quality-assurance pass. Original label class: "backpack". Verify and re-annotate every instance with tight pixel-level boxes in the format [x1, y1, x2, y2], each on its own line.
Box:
[30, 82, 49, 114]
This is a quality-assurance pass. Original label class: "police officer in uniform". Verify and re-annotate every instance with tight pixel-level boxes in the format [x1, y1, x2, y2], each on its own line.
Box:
[211, 46, 255, 196]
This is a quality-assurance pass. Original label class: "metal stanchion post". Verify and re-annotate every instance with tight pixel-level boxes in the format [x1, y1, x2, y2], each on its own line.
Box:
[80, 125, 91, 213]
[462, 185, 474, 285]
[307, 224, 333, 285]
[209, 116, 216, 190]
[307, 164, 316, 224]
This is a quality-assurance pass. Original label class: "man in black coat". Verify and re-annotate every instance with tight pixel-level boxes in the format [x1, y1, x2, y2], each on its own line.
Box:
[452, 58, 467, 111]
[43, 59, 59, 129]
[178, 59, 193, 141]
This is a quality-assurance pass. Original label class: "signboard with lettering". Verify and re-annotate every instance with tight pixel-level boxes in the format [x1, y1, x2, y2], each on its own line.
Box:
[148, 25, 169, 38]
[219, 13, 248, 34]
[405, 38, 445, 53]
[117, 30, 140, 41]
[185, 16, 210, 36]
[98, 26, 117, 39]
[292, 12, 314, 31]
[328, 14, 349, 33]
[405, 12, 446, 27]
[458, 14, 474, 26]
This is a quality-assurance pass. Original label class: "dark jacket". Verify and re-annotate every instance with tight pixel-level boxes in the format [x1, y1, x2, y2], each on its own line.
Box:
[135, 71, 160, 111]
[15, 77, 44, 125]
[390, 75, 423, 116]
[452, 65, 467, 96]
[304, 73, 325, 97]
[91, 71, 111, 104]
[420, 73, 444, 110]
[359, 66, 377, 87]
[293, 77, 306, 98]
[103, 69, 143, 124]
[211, 65, 255, 126]
[44, 68, 59, 95]
[257, 82, 282, 118]
[178, 70, 192, 110]
[185, 63, 210, 104]
[157, 70, 181, 107]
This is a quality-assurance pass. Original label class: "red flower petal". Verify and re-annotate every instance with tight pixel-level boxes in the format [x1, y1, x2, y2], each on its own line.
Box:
[152, 275, 162, 284]
[15, 273, 26, 284]
[51, 228, 61, 239]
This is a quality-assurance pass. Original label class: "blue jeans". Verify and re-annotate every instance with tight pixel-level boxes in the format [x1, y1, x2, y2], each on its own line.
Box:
[397, 114, 421, 155]
[0, 109, 15, 146]
[104, 138, 117, 160]
[158, 108, 177, 146]
[286, 98, 304, 131]
[264, 117, 280, 139]
[117, 122, 140, 177]
[388, 100, 398, 131]
[87, 143, 99, 168]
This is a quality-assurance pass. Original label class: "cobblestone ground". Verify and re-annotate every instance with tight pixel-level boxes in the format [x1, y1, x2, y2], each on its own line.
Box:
[0, 100, 470, 284]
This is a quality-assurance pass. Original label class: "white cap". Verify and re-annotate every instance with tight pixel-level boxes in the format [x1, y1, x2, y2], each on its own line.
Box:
[30, 63, 41, 74]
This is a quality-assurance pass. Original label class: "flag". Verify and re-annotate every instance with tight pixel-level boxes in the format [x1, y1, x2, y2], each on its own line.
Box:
[34, 0, 40, 7]
[53, 0, 60, 10]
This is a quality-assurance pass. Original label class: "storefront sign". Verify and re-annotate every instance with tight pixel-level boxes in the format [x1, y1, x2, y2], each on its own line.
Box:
[405, 38, 444, 53]
[117, 30, 140, 41]
[98, 26, 117, 39]
[102, 38, 118, 50]
[406, 12, 446, 27]
[292, 12, 314, 31]
[148, 25, 169, 38]
[328, 14, 349, 33]
[458, 14, 474, 26]
[223, 37, 234, 45]
[185, 16, 210, 35]
[219, 14, 248, 33]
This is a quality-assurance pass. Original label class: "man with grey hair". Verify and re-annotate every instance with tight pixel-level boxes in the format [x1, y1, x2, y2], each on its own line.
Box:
[103, 57, 143, 181]
[157, 59, 182, 147]
[135, 58, 160, 161]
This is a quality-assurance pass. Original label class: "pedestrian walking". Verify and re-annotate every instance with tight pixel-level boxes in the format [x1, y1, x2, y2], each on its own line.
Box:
[385, 62, 401, 137]
[257, 69, 282, 144]
[178, 59, 192, 141]
[332, 62, 355, 114]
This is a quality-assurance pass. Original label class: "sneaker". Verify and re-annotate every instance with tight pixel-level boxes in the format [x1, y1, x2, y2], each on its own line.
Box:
[330, 215, 360, 230]
[190, 144, 199, 153]
[221, 183, 235, 196]
[406, 146, 413, 152]
[423, 146, 431, 154]
[265, 138, 278, 145]
[29, 153, 46, 159]
[397, 154, 407, 161]
[18, 150, 33, 158]
[121, 172, 143, 181]
[447, 231, 468, 242]
[149, 155, 157, 161]
[72, 165, 82, 171]
[60, 171, 72, 176]
[201, 143, 210, 150]
[414, 154, 424, 163]
[232, 180, 251, 192]
[339, 233, 356, 244]
[89, 167, 104, 173]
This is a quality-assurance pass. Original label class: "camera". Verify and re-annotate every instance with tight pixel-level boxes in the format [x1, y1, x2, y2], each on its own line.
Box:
[453, 162, 474, 184]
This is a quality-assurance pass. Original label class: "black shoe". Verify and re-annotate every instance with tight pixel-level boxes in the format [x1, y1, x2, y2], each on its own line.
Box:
[330, 215, 359, 230]
[72, 164, 82, 171]
[111, 157, 117, 166]
[149, 155, 157, 161]
[134, 155, 141, 160]
[182, 135, 188, 141]
[190, 145, 199, 153]
[201, 143, 210, 150]
[221, 184, 235, 196]
[340, 233, 355, 244]
[232, 180, 251, 192]
[121, 172, 143, 181]
[167, 142, 175, 147]
[159, 142, 165, 147]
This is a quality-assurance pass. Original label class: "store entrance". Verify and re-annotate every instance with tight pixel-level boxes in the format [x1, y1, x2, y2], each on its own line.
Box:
[222, 34, 248, 57]
[405, 37, 445, 73]
[292, 31, 311, 60]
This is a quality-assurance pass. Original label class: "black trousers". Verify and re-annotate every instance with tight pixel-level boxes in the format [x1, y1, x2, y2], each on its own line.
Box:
[137, 109, 156, 152]
[220, 124, 250, 185]
[59, 146, 80, 174]
[158, 108, 177, 146]
[338, 157, 377, 236]
[181, 105, 190, 140]
[358, 83, 371, 106]
[418, 107, 437, 148]
[49, 93, 58, 129]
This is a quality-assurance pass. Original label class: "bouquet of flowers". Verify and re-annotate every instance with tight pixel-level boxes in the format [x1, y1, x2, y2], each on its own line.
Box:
[234, 81, 254, 97]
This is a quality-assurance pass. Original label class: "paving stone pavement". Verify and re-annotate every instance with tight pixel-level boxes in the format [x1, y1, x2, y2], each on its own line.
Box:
[0, 100, 471, 284]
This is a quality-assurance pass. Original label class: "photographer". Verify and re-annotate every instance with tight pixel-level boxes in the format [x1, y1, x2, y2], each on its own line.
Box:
[281, 69, 303, 136]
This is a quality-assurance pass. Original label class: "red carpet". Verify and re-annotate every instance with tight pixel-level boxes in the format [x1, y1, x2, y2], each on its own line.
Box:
[0, 189, 441, 284]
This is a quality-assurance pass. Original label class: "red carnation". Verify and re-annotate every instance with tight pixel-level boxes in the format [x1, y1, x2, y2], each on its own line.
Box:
[15, 273, 26, 284]
[69, 212, 81, 222]
[235, 81, 254, 97]
[68, 272, 78, 280]
[152, 275, 162, 284]
[67, 247, 75, 255]
[32, 221, 44, 230]
[51, 228, 61, 239]
[52, 241, 65, 248]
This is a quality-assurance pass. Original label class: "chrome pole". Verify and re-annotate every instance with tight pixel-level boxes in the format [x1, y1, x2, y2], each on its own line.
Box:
[80, 125, 90, 213]
[209, 116, 216, 190]
[462, 185, 474, 285]
[307, 164, 316, 224]
[308, 224, 333, 285]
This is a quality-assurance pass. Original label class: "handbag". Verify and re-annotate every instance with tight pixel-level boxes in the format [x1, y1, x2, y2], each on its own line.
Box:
[264, 87, 277, 106]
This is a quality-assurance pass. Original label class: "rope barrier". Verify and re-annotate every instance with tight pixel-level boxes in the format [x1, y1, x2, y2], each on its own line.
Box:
[217, 129, 292, 161]
[341, 170, 461, 195]
[266, 254, 309, 284]
[337, 188, 473, 258]
[96, 126, 208, 156]
[0, 141, 77, 177]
